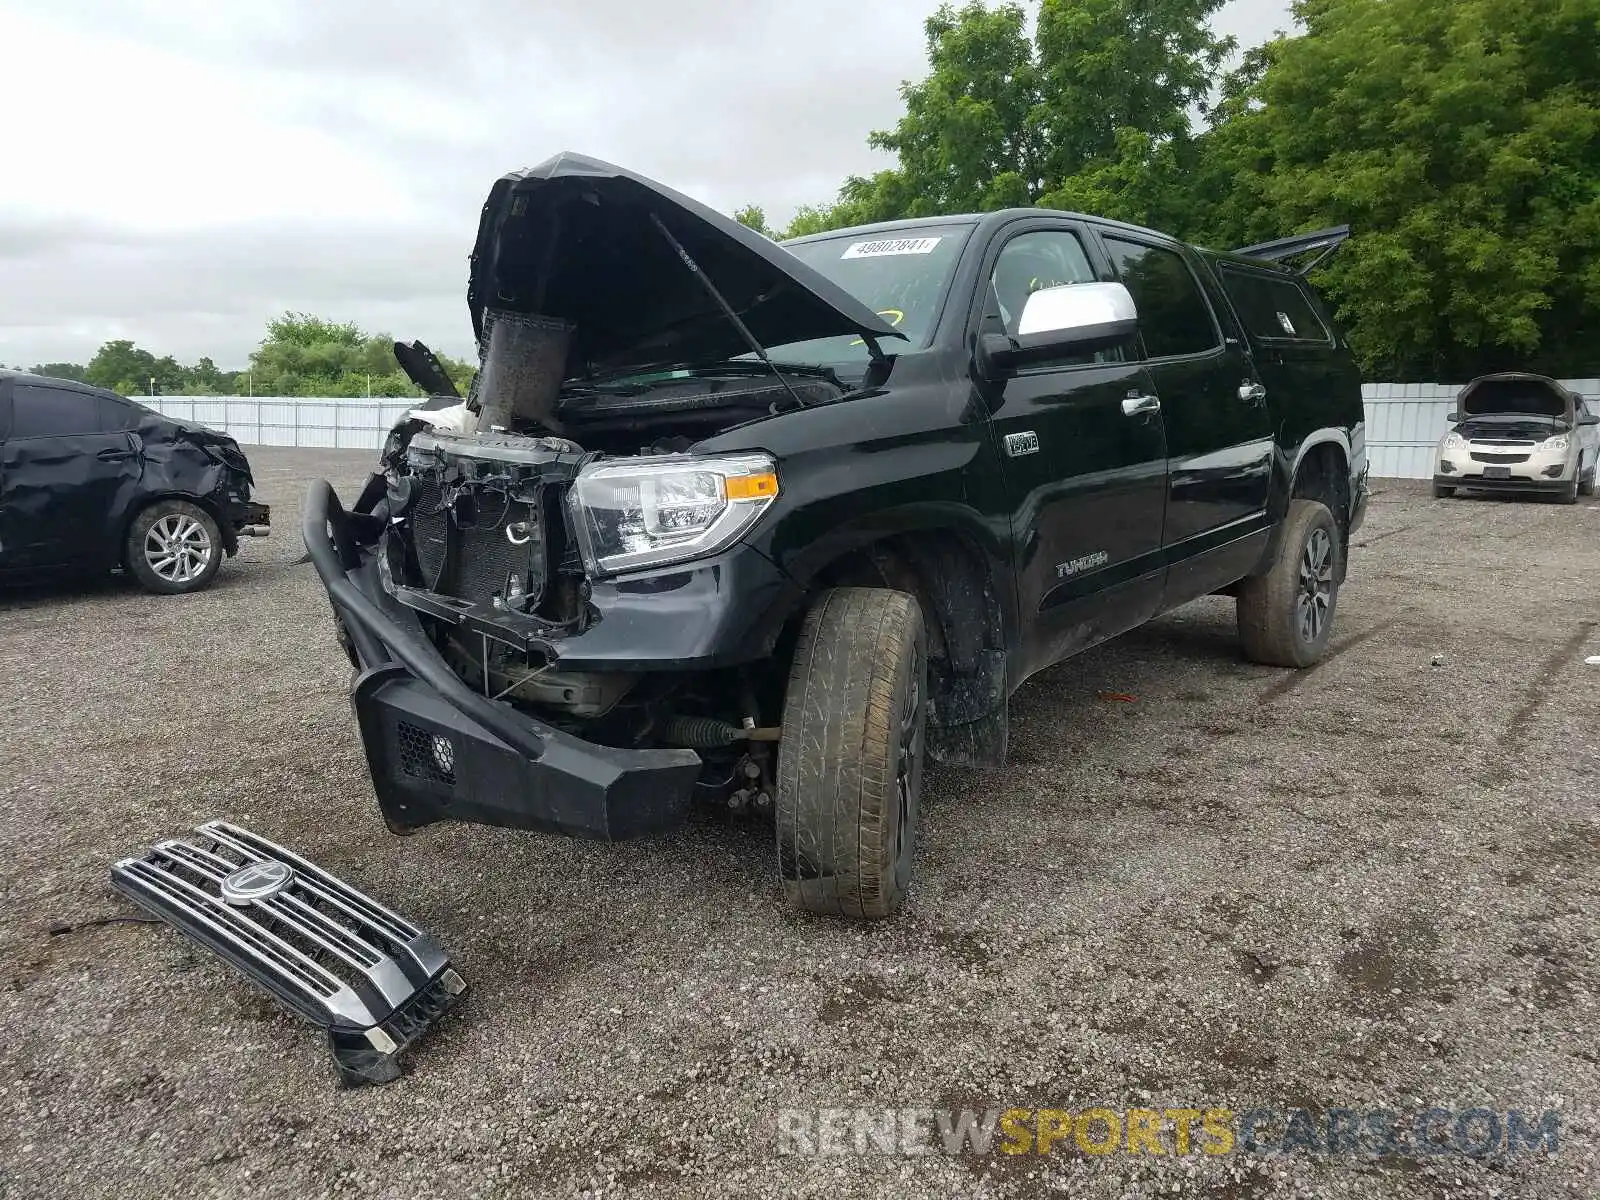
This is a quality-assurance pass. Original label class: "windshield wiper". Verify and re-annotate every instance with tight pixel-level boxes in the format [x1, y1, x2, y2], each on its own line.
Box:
[576, 358, 844, 402]
[682, 358, 842, 386]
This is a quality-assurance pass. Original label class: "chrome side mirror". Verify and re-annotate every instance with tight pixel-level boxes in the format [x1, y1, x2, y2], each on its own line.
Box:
[979, 282, 1141, 380]
[1017, 280, 1139, 341]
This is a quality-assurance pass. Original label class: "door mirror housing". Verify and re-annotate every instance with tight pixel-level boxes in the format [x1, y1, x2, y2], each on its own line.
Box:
[1446, 412, 1465, 423]
[1578, 412, 1600, 427]
[979, 282, 1140, 379]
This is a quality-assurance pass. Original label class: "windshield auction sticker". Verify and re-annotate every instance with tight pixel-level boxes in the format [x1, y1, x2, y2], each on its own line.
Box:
[842, 237, 943, 259]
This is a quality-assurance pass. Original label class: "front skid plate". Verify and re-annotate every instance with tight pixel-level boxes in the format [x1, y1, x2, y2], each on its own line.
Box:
[111, 820, 466, 1086]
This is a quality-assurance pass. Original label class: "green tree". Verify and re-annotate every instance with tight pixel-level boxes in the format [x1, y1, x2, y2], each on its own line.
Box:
[867, 2, 1042, 214]
[1032, 0, 1233, 194]
[733, 205, 774, 238]
[243, 312, 474, 397]
[29, 362, 89, 382]
[1192, 0, 1600, 379]
[85, 339, 159, 395]
[770, 0, 1231, 237]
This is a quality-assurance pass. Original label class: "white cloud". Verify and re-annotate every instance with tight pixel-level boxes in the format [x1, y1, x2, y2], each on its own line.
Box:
[0, 0, 1293, 369]
[0, 10, 435, 232]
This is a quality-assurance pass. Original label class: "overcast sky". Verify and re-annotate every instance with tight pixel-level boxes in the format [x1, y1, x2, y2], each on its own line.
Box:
[0, 0, 1295, 370]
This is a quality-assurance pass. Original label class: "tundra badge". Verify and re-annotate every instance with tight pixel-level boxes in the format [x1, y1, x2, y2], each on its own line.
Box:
[1057, 550, 1110, 579]
[1005, 431, 1040, 458]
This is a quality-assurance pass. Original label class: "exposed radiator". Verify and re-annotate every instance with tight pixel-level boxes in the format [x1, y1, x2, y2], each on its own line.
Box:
[410, 479, 546, 608]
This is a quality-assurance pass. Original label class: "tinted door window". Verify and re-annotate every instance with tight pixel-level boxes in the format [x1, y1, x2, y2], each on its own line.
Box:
[1102, 238, 1220, 360]
[987, 230, 1098, 337]
[1218, 266, 1330, 343]
[11, 385, 106, 437]
[97, 395, 142, 431]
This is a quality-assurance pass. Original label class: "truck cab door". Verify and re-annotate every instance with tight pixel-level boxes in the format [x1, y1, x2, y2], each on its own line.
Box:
[971, 221, 1169, 684]
[1094, 232, 1275, 606]
[0, 383, 144, 570]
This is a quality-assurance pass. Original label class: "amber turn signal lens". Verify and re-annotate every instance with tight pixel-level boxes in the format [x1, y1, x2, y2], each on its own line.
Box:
[725, 472, 780, 501]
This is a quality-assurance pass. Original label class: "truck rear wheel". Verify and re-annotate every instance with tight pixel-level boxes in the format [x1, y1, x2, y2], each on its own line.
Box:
[1237, 499, 1341, 668]
[775, 588, 927, 920]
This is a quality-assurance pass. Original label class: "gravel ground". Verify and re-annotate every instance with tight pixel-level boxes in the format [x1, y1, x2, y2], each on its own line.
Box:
[0, 447, 1597, 1200]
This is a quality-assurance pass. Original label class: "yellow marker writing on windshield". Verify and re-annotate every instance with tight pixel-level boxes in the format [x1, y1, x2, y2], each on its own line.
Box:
[851, 309, 905, 347]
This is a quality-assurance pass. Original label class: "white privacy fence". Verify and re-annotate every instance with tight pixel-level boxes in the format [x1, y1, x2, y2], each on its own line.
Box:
[148, 383, 1600, 479]
[144, 396, 423, 450]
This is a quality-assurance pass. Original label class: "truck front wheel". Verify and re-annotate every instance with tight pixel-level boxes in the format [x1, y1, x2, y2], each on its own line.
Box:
[775, 588, 927, 920]
[1237, 498, 1341, 668]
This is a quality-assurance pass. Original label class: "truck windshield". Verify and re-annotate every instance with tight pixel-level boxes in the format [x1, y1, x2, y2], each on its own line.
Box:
[758, 225, 975, 372]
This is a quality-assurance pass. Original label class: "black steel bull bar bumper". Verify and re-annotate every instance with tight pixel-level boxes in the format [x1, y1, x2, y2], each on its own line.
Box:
[302, 478, 702, 841]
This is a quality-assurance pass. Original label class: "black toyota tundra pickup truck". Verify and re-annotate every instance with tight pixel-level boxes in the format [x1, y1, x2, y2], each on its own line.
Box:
[305, 152, 1368, 921]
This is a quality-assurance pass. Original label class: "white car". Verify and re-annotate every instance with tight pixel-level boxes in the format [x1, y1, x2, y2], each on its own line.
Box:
[1434, 373, 1600, 503]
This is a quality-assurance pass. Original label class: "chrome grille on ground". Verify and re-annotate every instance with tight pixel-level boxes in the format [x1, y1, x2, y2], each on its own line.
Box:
[111, 820, 466, 1085]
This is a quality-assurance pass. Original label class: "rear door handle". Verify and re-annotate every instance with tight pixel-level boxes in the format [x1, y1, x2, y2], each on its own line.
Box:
[1239, 382, 1268, 405]
[1122, 394, 1161, 417]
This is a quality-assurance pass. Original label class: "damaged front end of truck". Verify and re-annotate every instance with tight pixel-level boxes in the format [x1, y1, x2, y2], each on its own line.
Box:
[303, 152, 901, 842]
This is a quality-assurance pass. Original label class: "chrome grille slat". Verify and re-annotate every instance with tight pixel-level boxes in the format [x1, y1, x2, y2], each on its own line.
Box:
[122, 860, 347, 1000]
[111, 821, 468, 1086]
[155, 841, 387, 974]
[202, 821, 422, 945]
[271, 895, 384, 967]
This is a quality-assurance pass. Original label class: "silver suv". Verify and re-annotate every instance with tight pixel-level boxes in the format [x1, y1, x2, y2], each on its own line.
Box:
[1434, 373, 1600, 503]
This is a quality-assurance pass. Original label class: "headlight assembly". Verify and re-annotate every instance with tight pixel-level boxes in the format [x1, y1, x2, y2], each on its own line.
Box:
[1443, 432, 1466, 452]
[1543, 433, 1571, 452]
[569, 453, 779, 576]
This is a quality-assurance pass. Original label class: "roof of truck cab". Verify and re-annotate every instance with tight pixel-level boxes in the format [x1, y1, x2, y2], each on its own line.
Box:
[782, 211, 1301, 276]
[781, 208, 1185, 249]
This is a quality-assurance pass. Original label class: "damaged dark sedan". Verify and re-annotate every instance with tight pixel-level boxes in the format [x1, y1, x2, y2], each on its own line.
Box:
[306, 152, 1368, 920]
[0, 372, 269, 593]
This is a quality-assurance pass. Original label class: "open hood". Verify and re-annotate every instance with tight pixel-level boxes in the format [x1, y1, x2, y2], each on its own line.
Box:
[466, 152, 905, 380]
[1456, 373, 1577, 420]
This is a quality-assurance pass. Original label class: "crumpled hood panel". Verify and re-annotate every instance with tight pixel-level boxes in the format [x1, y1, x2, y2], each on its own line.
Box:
[466, 151, 904, 380]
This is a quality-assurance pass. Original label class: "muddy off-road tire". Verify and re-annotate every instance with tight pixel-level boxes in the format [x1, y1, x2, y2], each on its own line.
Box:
[124, 500, 223, 595]
[1559, 472, 1581, 504]
[1580, 460, 1596, 497]
[1237, 499, 1341, 669]
[776, 588, 927, 921]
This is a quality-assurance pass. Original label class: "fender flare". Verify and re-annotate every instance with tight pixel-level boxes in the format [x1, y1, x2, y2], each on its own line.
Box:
[1254, 427, 1359, 578]
[1289, 428, 1354, 486]
[778, 501, 1013, 612]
